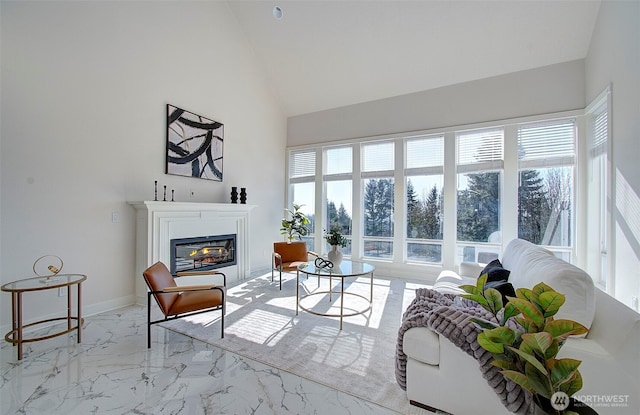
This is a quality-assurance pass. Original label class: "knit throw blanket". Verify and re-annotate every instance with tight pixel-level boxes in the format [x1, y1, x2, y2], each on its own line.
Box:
[395, 288, 533, 414]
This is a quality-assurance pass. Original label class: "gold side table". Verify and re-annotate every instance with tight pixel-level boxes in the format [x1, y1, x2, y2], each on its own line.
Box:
[1, 274, 87, 360]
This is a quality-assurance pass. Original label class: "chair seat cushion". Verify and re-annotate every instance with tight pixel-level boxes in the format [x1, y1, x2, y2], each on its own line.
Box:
[280, 261, 307, 271]
[168, 287, 225, 315]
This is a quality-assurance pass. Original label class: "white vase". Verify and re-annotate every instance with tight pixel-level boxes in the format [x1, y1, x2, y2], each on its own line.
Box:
[327, 245, 343, 266]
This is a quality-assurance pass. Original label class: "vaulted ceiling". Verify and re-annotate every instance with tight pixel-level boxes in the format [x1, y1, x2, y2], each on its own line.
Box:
[228, 0, 601, 117]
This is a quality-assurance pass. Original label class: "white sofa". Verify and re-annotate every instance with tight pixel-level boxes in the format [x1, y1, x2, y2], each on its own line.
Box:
[402, 239, 640, 415]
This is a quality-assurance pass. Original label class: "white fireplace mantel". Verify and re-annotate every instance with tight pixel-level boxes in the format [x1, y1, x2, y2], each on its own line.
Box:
[129, 201, 256, 304]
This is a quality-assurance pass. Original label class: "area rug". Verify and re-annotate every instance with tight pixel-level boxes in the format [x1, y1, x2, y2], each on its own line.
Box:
[159, 271, 431, 414]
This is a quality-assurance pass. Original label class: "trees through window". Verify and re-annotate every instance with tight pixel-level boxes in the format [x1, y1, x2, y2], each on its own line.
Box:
[287, 113, 581, 269]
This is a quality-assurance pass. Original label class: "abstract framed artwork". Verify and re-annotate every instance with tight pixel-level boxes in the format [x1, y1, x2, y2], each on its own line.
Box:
[166, 104, 224, 181]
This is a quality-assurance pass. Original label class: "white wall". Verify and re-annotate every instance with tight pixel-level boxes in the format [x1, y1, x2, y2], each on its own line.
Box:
[0, 1, 286, 326]
[287, 59, 585, 146]
[585, 0, 640, 308]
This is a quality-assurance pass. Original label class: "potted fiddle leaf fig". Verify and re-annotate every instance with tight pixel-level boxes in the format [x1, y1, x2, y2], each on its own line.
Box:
[280, 203, 310, 242]
[460, 276, 597, 415]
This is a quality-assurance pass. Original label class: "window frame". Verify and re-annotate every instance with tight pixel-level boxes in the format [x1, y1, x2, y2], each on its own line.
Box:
[285, 109, 586, 277]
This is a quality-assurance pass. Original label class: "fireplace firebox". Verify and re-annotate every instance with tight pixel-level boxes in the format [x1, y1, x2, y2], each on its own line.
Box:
[170, 234, 236, 275]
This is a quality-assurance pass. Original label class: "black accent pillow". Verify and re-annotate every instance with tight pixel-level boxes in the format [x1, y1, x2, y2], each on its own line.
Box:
[484, 280, 516, 305]
[479, 258, 510, 283]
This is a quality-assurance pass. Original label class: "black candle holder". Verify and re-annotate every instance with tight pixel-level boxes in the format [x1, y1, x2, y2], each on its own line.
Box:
[171, 189, 175, 202]
[240, 188, 247, 204]
[154, 180, 158, 201]
[230, 187, 238, 203]
[163, 185, 167, 201]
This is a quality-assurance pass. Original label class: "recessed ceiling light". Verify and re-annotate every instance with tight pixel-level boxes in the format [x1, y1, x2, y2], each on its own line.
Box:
[273, 6, 283, 20]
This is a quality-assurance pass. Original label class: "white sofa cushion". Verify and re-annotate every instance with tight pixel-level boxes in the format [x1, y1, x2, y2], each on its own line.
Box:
[432, 270, 477, 295]
[501, 239, 596, 331]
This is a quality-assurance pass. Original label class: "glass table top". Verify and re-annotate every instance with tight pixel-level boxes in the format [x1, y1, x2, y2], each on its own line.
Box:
[1, 274, 87, 292]
[297, 260, 375, 277]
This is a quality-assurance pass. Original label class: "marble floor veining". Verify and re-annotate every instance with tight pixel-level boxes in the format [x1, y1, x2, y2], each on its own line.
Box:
[0, 305, 417, 415]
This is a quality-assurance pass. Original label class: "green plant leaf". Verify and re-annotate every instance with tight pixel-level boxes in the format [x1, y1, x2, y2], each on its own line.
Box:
[477, 273, 488, 290]
[459, 285, 478, 295]
[501, 370, 534, 393]
[478, 327, 516, 354]
[531, 282, 554, 300]
[544, 319, 589, 341]
[507, 346, 548, 376]
[525, 361, 553, 399]
[509, 298, 545, 327]
[488, 326, 516, 344]
[462, 293, 489, 307]
[545, 339, 560, 360]
[491, 355, 518, 370]
[538, 291, 566, 318]
[516, 287, 532, 301]
[515, 317, 530, 332]
[484, 287, 504, 314]
[501, 302, 520, 325]
[469, 317, 499, 331]
[558, 370, 583, 397]
[477, 331, 505, 354]
[521, 332, 554, 356]
[548, 358, 582, 387]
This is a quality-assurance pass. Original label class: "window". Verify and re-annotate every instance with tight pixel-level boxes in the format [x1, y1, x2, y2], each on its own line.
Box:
[517, 119, 575, 258]
[586, 88, 611, 286]
[288, 150, 316, 250]
[324, 146, 353, 255]
[286, 108, 589, 271]
[456, 128, 503, 263]
[405, 135, 444, 263]
[362, 142, 394, 259]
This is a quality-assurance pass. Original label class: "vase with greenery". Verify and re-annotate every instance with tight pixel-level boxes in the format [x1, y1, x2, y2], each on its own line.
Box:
[460, 275, 597, 415]
[324, 226, 347, 265]
[280, 203, 310, 242]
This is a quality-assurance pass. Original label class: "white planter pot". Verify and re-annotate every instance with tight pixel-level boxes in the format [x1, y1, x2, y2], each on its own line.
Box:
[327, 245, 343, 266]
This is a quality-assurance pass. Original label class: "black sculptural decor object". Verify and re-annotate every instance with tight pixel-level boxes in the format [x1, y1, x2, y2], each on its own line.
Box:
[240, 188, 247, 204]
[231, 187, 238, 204]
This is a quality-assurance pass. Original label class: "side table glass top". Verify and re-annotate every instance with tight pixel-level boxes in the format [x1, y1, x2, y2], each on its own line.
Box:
[298, 260, 375, 276]
[1, 274, 87, 292]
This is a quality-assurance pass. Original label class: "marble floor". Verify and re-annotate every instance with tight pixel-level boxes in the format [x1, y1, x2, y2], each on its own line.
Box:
[0, 303, 432, 415]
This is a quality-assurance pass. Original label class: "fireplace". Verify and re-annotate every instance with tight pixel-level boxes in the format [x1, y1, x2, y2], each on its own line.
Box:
[170, 234, 237, 275]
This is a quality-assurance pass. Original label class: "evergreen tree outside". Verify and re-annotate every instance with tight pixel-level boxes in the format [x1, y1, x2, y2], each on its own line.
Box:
[336, 203, 352, 235]
[406, 179, 423, 238]
[364, 178, 394, 237]
[518, 169, 549, 244]
[457, 172, 500, 242]
[424, 184, 443, 239]
[327, 200, 338, 230]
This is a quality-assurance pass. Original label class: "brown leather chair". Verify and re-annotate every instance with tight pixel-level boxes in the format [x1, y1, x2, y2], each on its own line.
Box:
[143, 261, 225, 348]
[272, 241, 318, 289]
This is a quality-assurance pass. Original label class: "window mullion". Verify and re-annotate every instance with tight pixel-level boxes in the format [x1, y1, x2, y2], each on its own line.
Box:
[394, 138, 404, 263]
[442, 132, 457, 269]
[503, 124, 519, 248]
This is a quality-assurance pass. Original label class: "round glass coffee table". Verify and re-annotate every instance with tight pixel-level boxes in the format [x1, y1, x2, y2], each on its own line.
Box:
[296, 260, 375, 330]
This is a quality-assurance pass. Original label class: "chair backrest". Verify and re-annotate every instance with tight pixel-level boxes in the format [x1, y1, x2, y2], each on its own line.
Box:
[274, 241, 308, 263]
[143, 261, 178, 315]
